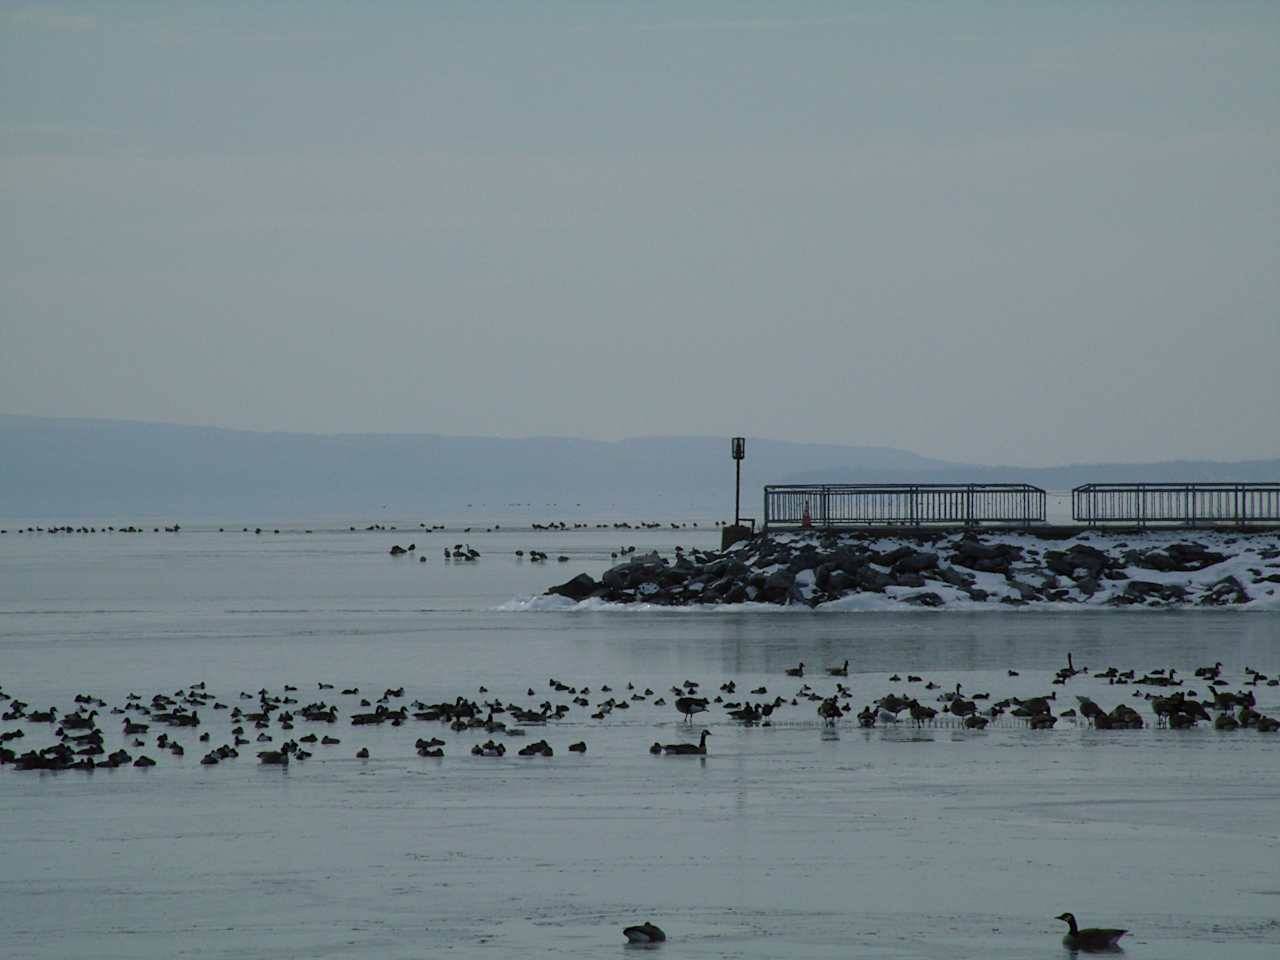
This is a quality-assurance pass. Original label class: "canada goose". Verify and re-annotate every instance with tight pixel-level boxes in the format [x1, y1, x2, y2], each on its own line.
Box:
[517, 738, 546, 756]
[675, 696, 709, 722]
[61, 710, 97, 730]
[1055, 912, 1126, 950]
[908, 700, 937, 726]
[817, 698, 843, 725]
[663, 730, 711, 755]
[785, 662, 805, 678]
[1194, 661, 1223, 679]
[623, 921, 666, 943]
[827, 660, 849, 677]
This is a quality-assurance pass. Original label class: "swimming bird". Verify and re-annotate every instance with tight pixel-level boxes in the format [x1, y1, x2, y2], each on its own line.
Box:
[623, 921, 666, 943]
[1055, 912, 1127, 950]
[785, 662, 805, 677]
[662, 730, 711, 755]
[827, 659, 849, 677]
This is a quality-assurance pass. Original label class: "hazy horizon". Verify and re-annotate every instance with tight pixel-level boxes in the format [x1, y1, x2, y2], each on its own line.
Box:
[5, 411, 1280, 468]
[4, 2, 1279, 466]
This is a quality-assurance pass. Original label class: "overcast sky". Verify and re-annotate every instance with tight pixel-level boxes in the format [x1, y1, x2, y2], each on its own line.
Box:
[3, 1, 1278, 466]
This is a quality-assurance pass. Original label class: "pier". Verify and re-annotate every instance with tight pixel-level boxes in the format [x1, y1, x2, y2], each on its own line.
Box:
[763, 483, 1046, 530]
[761, 482, 1280, 533]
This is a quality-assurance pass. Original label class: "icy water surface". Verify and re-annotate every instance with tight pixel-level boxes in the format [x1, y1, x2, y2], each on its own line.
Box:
[2, 523, 1278, 958]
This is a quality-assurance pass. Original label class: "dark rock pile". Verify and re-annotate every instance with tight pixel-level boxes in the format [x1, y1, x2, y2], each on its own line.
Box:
[546, 531, 1280, 609]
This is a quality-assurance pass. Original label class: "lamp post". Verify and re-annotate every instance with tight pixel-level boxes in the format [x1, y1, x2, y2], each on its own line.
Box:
[731, 437, 745, 527]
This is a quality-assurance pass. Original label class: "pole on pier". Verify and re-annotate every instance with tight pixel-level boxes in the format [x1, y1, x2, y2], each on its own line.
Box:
[731, 437, 745, 526]
[722, 437, 751, 550]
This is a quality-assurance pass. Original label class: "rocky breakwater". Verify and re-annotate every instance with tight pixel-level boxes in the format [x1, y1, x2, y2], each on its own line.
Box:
[546, 530, 1280, 609]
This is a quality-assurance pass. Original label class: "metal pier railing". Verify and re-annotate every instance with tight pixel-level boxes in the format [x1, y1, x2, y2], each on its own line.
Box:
[1072, 482, 1280, 527]
[763, 483, 1046, 529]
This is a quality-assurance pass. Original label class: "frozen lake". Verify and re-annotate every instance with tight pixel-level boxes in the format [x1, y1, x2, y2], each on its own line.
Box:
[2, 522, 1278, 958]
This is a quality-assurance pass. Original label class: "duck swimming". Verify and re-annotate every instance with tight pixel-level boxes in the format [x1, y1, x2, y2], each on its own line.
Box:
[662, 730, 711, 755]
[1055, 912, 1126, 950]
[623, 921, 666, 943]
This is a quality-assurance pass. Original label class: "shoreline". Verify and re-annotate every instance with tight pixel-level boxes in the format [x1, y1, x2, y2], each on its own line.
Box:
[545, 528, 1280, 611]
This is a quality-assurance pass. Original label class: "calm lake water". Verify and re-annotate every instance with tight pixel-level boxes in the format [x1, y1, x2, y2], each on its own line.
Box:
[2, 522, 1278, 959]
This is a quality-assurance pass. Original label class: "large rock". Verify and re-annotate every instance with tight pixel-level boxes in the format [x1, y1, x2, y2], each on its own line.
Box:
[1075, 575, 1101, 596]
[601, 559, 655, 590]
[826, 570, 854, 593]
[761, 569, 795, 603]
[548, 573, 600, 602]
[934, 565, 974, 589]
[950, 539, 1019, 574]
[1045, 544, 1109, 578]
[704, 557, 748, 580]
[876, 546, 915, 567]
[902, 591, 945, 607]
[952, 539, 1002, 563]
[1006, 578, 1040, 601]
[857, 566, 892, 592]
[893, 551, 939, 575]
[1124, 580, 1168, 600]
[1204, 575, 1250, 605]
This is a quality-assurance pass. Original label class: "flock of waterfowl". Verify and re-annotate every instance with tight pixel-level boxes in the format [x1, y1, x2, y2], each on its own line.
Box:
[3, 654, 1275, 774]
[2, 520, 715, 536]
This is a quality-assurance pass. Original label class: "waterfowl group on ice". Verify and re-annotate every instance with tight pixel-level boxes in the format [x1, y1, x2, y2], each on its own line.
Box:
[3, 652, 1276, 776]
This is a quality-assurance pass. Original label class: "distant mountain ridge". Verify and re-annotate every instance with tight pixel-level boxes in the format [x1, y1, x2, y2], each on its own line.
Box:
[0, 414, 1275, 519]
[789, 459, 1280, 489]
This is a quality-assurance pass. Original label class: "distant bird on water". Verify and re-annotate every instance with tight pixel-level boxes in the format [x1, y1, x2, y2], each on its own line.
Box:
[785, 662, 805, 678]
[1055, 912, 1127, 950]
[623, 921, 666, 943]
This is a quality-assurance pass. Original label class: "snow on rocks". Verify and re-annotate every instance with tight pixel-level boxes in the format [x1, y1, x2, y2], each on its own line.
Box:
[544, 530, 1280, 610]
